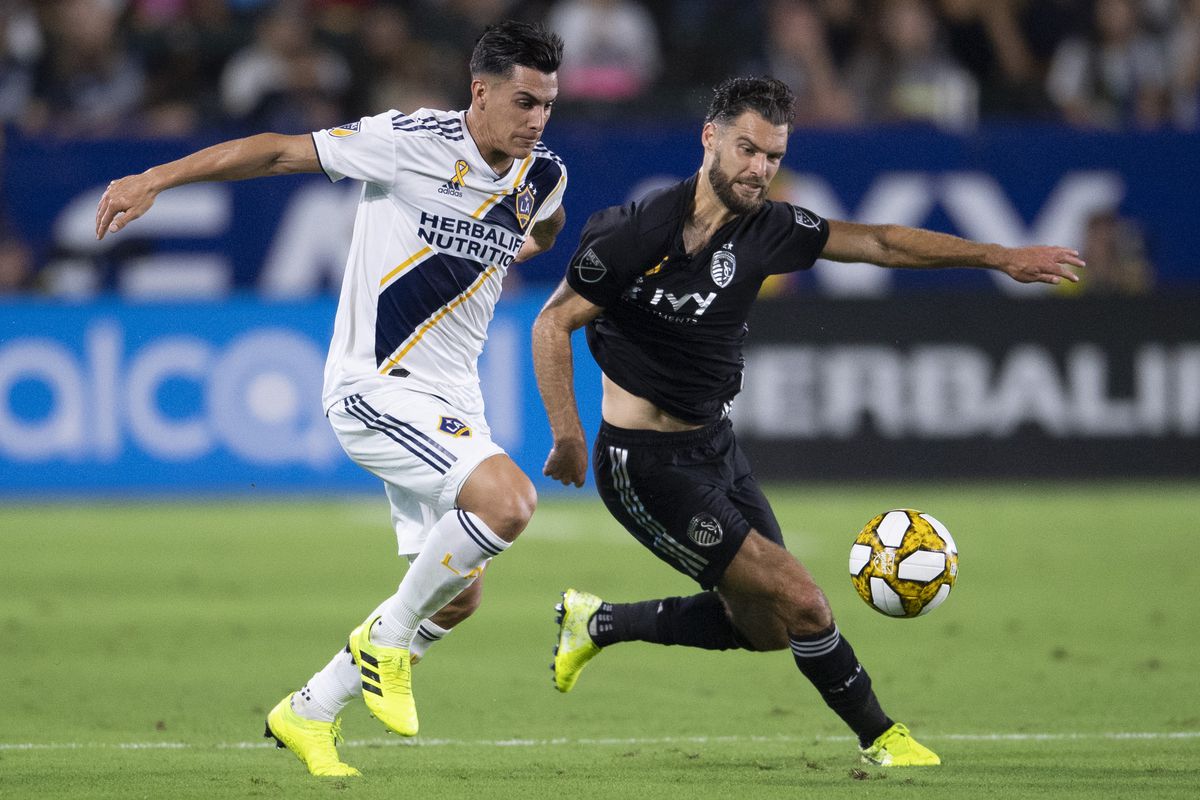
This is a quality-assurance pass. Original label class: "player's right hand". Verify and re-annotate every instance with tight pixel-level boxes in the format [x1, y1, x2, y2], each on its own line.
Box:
[543, 436, 588, 487]
[96, 173, 159, 240]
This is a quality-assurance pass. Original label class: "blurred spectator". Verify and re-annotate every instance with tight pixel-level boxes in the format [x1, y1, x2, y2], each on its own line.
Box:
[0, 229, 34, 293]
[0, 1, 38, 127]
[1169, 0, 1200, 127]
[1046, 0, 1170, 129]
[937, 0, 1051, 118]
[1065, 209, 1155, 295]
[548, 0, 662, 105]
[219, 0, 352, 132]
[750, 0, 859, 126]
[846, 0, 979, 129]
[348, 3, 451, 114]
[25, 0, 146, 137]
[815, 0, 863, 68]
[128, 0, 250, 135]
[652, 0, 765, 105]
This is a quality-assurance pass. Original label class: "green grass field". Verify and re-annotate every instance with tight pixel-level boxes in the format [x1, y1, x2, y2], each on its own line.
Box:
[2, 483, 1198, 799]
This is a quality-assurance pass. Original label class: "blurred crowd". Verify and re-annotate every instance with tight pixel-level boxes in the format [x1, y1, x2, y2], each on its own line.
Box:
[1, 0, 1199, 137]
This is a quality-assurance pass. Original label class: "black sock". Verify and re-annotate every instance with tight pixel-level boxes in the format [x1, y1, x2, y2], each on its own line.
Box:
[590, 592, 742, 650]
[789, 624, 892, 747]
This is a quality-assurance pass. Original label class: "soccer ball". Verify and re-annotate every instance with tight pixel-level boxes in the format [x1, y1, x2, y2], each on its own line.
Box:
[848, 509, 958, 618]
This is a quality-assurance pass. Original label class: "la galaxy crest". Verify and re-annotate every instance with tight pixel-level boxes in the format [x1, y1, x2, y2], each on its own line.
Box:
[710, 243, 736, 288]
[513, 182, 537, 230]
[438, 416, 472, 437]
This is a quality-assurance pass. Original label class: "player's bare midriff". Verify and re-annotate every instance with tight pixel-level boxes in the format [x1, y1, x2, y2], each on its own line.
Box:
[600, 373, 703, 433]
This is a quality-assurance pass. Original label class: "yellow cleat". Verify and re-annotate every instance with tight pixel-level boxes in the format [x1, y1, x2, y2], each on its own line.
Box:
[264, 693, 361, 777]
[552, 588, 604, 693]
[860, 722, 941, 766]
[348, 616, 418, 736]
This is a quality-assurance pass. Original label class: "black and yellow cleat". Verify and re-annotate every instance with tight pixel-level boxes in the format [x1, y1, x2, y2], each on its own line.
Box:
[552, 588, 604, 693]
[348, 616, 418, 736]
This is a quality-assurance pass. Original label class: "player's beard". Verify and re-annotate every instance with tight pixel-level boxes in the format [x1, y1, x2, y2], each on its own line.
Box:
[708, 152, 768, 216]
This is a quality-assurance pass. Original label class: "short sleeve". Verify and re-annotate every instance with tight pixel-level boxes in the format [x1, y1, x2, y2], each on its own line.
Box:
[765, 203, 830, 274]
[536, 164, 567, 224]
[312, 111, 397, 186]
[564, 205, 632, 308]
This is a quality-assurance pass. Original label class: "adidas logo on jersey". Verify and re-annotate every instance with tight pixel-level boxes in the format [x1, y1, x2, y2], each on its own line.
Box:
[438, 159, 470, 197]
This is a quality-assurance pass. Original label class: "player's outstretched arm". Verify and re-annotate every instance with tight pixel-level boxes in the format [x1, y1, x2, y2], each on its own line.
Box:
[821, 219, 1085, 285]
[96, 133, 321, 240]
[531, 280, 603, 487]
[515, 206, 566, 263]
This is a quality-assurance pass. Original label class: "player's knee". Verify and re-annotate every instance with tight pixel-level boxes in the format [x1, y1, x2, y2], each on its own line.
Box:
[778, 582, 833, 635]
[459, 456, 538, 541]
[482, 477, 537, 541]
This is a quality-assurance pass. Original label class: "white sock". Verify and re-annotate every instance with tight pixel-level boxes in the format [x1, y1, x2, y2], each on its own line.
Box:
[291, 647, 359, 723]
[411, 619, 452, 662]
[372, 509, 508, 648]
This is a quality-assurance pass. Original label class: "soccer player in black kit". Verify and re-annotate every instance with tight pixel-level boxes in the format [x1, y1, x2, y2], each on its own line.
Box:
[531, 77, 1084, 767]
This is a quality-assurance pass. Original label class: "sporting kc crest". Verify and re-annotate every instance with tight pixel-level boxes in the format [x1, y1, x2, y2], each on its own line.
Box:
[710, 244, 736, 288]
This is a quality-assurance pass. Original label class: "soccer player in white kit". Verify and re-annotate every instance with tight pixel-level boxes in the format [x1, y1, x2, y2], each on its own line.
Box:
[95, 22, 567, 777]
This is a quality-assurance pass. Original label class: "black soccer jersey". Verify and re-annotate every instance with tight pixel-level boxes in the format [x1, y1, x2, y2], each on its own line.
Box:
[565, 174, 829, 424]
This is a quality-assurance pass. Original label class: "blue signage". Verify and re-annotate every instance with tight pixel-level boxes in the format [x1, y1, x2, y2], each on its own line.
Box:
[0, 297, 603, 495]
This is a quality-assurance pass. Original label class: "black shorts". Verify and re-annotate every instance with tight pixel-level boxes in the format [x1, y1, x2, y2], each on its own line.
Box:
[593, 418, 783, 590]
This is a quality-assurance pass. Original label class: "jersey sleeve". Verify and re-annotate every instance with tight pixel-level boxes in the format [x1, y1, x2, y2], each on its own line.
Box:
[311, 111, 398, 187]
[764, 203, 831, 274]
[564, 205, 635, 308]
[534, 161, 567, 224]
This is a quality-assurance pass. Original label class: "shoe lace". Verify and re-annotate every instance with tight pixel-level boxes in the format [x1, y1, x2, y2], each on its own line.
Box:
[382, 652, 412, 695]
[330, 717, 345, 746]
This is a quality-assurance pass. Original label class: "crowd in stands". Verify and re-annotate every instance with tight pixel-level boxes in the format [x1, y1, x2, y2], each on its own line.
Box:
[1, 0, 1198, 137]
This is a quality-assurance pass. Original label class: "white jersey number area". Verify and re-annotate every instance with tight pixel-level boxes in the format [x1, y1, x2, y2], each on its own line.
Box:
[313, 108, 567, 416]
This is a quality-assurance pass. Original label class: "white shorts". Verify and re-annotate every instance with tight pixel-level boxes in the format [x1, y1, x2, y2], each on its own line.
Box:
[328, 385, 505, 556]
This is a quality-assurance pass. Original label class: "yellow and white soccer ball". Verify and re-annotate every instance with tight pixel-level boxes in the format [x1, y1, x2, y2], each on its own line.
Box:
[849, 509, 958, 618]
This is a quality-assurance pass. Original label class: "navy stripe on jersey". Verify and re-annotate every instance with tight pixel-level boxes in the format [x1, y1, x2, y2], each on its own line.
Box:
[456, 509, 504, 557]
[480, 155, 565, 232]
[343, 394, 457, 473]
[392, 113, 464, 140]
[374, 252, 490, 367]
[533, 141, 564, 168]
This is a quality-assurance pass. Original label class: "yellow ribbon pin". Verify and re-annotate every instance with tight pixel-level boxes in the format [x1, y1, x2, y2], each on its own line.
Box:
[452, 160, 470, 186]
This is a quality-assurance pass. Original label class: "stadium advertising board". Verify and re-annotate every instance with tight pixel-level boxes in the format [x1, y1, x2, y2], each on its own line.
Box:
[4, 126, 1199, 295]
[1, 295, 1196, 495]
[736, 296, 1200, 478]
[0, 298, 600, 495]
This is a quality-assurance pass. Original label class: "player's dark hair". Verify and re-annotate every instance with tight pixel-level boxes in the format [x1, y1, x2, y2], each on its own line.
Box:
[705, 76, 796, 130]
[469, 20, 564, 79]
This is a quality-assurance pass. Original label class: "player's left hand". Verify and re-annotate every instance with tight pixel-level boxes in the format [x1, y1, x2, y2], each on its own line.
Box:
[543, 436, 588, 487]
[96, 173, 160, 240]
[999, 246, 1085, 285]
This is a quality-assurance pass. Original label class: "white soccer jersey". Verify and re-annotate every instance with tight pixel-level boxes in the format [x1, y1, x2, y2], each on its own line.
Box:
[312, 108, 567, 415]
